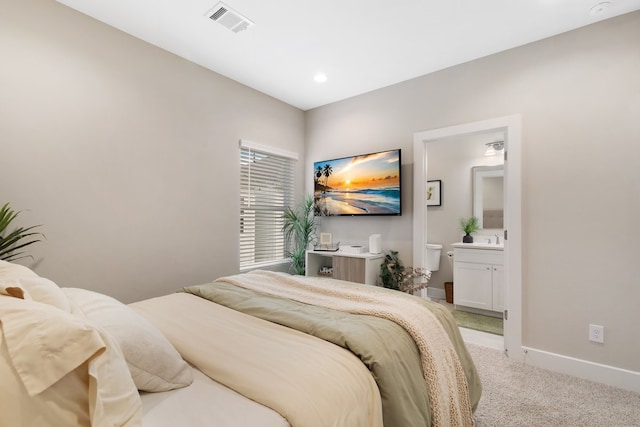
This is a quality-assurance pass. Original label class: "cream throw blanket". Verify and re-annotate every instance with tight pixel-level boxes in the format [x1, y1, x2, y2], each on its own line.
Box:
[218, 271, 474, 427]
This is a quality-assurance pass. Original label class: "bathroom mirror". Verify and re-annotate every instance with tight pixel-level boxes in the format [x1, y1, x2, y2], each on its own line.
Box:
[472, 165, 504, 229]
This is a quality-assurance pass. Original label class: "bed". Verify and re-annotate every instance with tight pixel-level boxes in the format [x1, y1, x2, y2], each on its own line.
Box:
[0, 261, 481, 427]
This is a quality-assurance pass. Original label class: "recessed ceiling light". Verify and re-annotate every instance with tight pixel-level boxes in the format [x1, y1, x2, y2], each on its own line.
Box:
[314, 73, 327, 83]
[589, 2, 612, 16]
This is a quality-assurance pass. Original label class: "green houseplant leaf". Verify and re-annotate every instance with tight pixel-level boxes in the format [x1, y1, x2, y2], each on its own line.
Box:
[378, 250, 431, 293]
[379, 250, 403, 290]
[459, 216, 480, 235]
[282, 195, 317, 275]
[0, 203, 44, 262]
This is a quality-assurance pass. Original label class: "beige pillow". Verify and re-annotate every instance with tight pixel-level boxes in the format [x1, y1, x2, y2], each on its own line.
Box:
[0, 295, 141, 427]
[0, 260, 35, 301]
[0, 260, 71, 312]
[3, 276, 71, 312]
[63, 287, 193, 392]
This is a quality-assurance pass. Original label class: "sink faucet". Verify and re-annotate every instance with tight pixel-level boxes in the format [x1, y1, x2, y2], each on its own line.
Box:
[495, 234, 501, 245]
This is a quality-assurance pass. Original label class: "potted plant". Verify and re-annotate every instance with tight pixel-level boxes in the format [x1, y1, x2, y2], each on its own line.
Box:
[378, 250, 431, 293]
[379, 250, 403, 290]
[0, 202, 44, 262]
[459, 216, 479, 243]
[282, 195, 317, 275]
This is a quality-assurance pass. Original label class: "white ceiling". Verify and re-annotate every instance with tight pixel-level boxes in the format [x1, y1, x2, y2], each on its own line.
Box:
[57, 0, 640, 111]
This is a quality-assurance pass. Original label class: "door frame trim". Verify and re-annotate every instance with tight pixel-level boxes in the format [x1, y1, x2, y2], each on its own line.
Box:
[412, 114, 522, 357]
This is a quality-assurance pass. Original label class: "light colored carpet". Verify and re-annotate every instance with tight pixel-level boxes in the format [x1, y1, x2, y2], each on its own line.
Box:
[467, 343, 640, 426]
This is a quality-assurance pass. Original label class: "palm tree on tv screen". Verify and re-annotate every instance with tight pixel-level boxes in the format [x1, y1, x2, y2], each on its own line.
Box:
[323, 164, 333, 191]
[315, 166, 323, 186]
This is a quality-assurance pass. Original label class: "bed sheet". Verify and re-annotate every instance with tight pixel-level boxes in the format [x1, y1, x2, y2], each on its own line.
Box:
[140, 365, 289, 427]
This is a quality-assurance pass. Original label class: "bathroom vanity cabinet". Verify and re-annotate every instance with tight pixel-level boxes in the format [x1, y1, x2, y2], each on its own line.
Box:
[452, 244, 504, 312]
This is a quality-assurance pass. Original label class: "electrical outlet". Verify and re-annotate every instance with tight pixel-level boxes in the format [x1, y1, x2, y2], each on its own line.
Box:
[589, 324, 604, 343]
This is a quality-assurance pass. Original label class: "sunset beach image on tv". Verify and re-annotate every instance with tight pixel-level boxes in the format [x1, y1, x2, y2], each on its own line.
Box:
[313, 149, 401, 216]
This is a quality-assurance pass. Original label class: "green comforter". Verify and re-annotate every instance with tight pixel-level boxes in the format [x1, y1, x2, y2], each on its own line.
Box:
[182, 278, 481, 427]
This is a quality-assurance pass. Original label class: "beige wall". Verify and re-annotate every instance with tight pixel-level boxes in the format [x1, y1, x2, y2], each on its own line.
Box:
[2, 0, 638, 375]
[306, 12, 640, 371]
[0, 0, 305, 303]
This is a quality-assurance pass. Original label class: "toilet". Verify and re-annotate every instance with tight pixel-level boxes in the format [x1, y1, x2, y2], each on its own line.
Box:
[426, 243, 443, 271]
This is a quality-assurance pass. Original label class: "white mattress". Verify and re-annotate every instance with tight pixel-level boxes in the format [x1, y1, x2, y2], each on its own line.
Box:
[140, 365, 289, 427]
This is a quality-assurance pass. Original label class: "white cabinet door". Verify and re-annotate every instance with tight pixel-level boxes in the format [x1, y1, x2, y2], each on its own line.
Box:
[453, 262, 493, 310]
[492, 265, 505, 312]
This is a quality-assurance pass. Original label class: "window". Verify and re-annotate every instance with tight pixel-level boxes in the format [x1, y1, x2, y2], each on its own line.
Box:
[239, 140, 297, 270]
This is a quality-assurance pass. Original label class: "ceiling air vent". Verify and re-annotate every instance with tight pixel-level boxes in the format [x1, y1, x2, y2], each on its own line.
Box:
[206, 2, 254, 33]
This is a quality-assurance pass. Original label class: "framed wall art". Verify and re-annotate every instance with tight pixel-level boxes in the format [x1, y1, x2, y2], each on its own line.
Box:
[426, 180, 442, 206]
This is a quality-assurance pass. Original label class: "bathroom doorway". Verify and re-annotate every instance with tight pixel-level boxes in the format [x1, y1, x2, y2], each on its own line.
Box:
[413, 115, 523, 359]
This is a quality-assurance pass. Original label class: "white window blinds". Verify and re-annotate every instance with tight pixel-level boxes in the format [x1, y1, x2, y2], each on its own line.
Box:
[239, 140, 297, 270]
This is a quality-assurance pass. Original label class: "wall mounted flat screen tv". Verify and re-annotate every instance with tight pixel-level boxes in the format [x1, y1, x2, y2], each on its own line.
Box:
[313, 149, 401, 216]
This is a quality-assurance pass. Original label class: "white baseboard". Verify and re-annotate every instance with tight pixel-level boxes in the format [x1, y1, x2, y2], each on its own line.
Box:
[426, 287, 639, 394]
[521, 346, 640, 394]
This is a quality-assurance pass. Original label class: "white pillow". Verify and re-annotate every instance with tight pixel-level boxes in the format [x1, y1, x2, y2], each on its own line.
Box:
[63, 287, 193, 392]
[0, 260, 39, 279]
[0, 295, 141, 427]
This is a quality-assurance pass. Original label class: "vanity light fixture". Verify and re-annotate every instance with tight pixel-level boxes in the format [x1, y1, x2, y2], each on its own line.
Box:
[485, 141, 504, 157]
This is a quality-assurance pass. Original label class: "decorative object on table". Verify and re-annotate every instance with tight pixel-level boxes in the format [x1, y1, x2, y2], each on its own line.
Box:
[0, 202, 44, 262]
[282, 195, 317, 275]
[340, 245, 366, 254]
[318, 266, 333, 277]
[426, 180, 442, 206]
[319, 232, 332, 245]
[459, 216, 479, 243]
[314, 232, 339, 251]
[378, 250, 431, 294]
[369, 234, 382, 254]
[313, 242, 340, 252]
